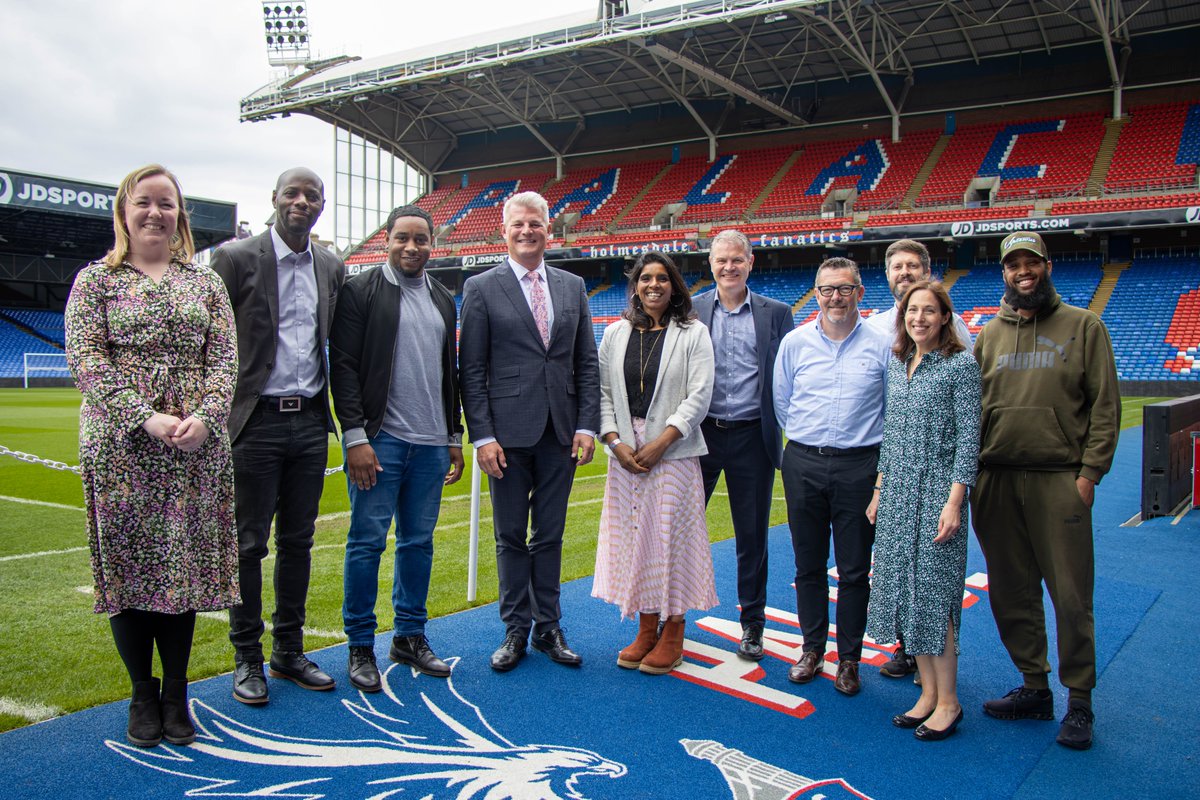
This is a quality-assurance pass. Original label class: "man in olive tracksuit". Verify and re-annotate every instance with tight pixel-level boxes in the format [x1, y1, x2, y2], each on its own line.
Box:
[971, 231, 1120, 751]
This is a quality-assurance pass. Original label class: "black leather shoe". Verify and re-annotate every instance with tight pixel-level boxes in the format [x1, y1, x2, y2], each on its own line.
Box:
[531, 628, 583, 666]
[788, 651, 821, 684]
[1056, 701, 1094, 750]
[834, 659, 861, 696]
[348, 646, 382, 692]
[737, 624, 765, 661]
[390, 634, 451, 678]
[233, 660, 268, 705]
[915, 708, 963, 741]
[269, 651, 336, 691]
[892, 710, 933, 729]
[491, 634, 527, 672]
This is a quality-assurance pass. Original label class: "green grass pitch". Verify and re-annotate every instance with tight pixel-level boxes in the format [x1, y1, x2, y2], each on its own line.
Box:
[0, 388, 1166, 732]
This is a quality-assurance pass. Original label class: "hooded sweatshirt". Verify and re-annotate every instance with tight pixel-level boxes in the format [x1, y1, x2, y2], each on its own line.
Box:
[973, 292, 1121, 483]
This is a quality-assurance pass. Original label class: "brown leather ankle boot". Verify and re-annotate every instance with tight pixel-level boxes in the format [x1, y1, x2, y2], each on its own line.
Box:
[617, 613, 660, 669]
[639, 618, 685, 675]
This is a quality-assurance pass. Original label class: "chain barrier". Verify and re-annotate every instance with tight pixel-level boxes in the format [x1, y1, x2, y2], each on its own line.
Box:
[0, 444, 342, 477]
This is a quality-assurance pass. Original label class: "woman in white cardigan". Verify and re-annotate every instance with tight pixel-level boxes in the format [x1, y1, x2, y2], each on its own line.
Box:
[592, 251, 716, 675]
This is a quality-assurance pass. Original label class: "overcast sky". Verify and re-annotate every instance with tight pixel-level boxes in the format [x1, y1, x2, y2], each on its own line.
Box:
[0, 0, 595, 246]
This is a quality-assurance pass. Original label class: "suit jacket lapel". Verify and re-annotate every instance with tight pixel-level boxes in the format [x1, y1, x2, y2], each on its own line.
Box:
[696, 292, 715, 329]
[497, 264, 544, 346]
[651, 321, 681, 398]
[750, 291, 771, 395]
[546, 267, 570, 345]
[313, 249, 330, 344]
[258, 231, 280, 331]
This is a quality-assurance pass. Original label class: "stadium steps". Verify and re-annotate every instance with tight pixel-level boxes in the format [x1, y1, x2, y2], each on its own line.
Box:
[792, 288, 815, 314]
[587, 281, 611, 299]
[609, 164, 674, 229]
[1086, 117, 1129, 197]
[745, 149, 802, 218]
[940, 267, 969, 292]
[901, 134, 951, 210]
[1089, 262, 1132, 316]
[690, 277, 713, 296]
[0, 312, 61, 350]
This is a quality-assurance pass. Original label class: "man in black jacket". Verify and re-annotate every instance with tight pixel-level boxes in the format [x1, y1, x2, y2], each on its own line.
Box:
[329, 205, 464, 692]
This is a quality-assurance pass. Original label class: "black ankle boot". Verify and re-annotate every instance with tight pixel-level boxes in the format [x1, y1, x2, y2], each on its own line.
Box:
[160, 677, 196, 745]
[128, 678, 162, 747]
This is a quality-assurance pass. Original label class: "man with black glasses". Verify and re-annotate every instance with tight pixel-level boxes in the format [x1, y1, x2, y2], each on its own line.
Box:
[772, 257, 890, 696]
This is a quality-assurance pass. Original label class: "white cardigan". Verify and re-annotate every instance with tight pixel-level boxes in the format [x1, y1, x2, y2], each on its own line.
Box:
[598, 317, 715, 460]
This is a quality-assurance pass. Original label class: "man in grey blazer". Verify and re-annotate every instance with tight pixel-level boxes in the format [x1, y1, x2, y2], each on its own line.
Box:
[458, 191, 601, 672]
[692, 229, 793, 661]
[211, 167, 345, 704]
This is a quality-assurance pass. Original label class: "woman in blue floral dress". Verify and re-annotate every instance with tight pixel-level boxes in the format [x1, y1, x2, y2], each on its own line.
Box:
[866, 280, 980, 742]
[64, 165, 239, 749]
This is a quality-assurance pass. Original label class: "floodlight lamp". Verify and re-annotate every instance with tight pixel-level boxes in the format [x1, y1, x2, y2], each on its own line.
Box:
[764, 12, 788, 23]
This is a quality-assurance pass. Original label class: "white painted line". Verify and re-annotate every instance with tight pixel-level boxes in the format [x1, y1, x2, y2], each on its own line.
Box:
[0, 696, 61, 722]
[196, 609, 344, 641]
[0, 494, 83, 511]
[0, 546, 88, 563]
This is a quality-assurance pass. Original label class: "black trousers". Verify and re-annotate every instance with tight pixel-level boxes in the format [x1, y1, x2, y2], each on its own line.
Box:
[489, 420, 577, 640]
[781, 442, 878, 661]
[228, 405, 329, 660]
[699, 418, 775, 627]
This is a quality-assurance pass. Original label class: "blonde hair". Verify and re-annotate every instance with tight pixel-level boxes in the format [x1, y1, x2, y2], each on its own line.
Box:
[103, 164, 195, 268]
[502, 191, 549, 226]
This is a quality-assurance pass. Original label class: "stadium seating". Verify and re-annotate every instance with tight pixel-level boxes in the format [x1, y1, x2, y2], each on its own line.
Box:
[993, 113, 1106, 201]
[1105, 102, 1200, 193]
[1, 309, 65, 346]
[851, 130, 942, 211]
[1051, 193, 1200, 215]
[0, 320, 66, 379]
[677, 147, 794, 224]
[443, 173, 554, 242]
[1103, 255, 1200, 381]
[867, 206, 1033, 227]
[548, 161, 669, 233]
[619, 155, 734, 229]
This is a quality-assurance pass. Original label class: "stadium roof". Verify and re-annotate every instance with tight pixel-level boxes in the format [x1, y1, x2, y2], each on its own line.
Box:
[0, 169, 237, 285]
[241, 0, 1200, 176]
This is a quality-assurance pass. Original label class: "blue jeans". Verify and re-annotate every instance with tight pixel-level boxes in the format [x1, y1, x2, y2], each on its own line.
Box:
[342, 432, 450, 646]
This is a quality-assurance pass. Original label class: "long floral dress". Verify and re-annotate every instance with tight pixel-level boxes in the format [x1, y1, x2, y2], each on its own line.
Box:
[866, 348, 980, 655]
[64, 259, 240, 615]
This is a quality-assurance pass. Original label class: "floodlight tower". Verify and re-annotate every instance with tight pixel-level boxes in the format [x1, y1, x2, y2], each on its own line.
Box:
[262, 2, 310, 69]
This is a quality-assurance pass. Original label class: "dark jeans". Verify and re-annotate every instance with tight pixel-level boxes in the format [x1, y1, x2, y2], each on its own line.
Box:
[228, 405, 329, 660]
[699, 418, 775, 627]
[489, 422, 576, 640]
[781, 442, 878, 661]
[342, 432, 450, 646]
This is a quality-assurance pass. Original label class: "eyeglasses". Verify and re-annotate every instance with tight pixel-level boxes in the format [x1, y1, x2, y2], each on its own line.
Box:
[815, 284, 860, 297]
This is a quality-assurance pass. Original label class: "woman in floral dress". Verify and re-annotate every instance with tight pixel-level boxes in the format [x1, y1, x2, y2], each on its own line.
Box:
[64, 164, 239, 748]
[866, 280, 980, 742]
[593, 251, 715, 675]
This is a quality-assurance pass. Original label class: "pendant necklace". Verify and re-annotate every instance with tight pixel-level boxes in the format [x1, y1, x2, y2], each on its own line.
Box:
[639, 327, 665, 393]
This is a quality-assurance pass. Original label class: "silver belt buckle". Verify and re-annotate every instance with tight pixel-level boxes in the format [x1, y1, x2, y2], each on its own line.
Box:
[817, 445, 829, 456]
[278, 396, 302, 412]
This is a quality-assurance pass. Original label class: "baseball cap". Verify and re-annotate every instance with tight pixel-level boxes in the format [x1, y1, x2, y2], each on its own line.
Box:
[1000, 231, 1048, 263]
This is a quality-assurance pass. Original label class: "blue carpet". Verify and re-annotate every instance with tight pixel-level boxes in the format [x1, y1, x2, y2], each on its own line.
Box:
[2, 428, 1195, 800]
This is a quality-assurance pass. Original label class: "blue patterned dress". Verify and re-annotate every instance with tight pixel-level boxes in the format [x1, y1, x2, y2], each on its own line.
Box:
[65, 259, 240, 615]
[866, 348, 981, 655]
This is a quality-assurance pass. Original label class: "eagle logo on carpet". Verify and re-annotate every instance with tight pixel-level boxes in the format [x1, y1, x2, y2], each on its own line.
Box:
[104, 658, 627, 799]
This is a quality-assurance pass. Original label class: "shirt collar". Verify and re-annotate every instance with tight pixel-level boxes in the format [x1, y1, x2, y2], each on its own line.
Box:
[270, 225, 313, 265]
[508, 257, 546, 283]
[715, 288, 752, 314]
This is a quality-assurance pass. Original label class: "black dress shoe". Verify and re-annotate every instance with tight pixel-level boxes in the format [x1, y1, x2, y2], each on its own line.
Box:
[892, 710, 933, 729]
[914, 708, 963, 741]
[233, 660, 268, 705]
[269, 651, 336, 691]
[348, 646, 382, 692]
[788, 651, 821, 684]
[737, 624, 765, 661]
[390, 634, 451, 678]
[491, 634, 527, 672]
[531, 628, 583, 666]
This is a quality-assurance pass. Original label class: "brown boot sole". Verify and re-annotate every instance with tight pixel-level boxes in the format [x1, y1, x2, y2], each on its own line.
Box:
[638, 657, 682, 675]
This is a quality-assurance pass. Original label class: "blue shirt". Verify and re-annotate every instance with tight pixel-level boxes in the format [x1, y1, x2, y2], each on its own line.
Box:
[262, 226, 322, 398]
[707, 291, 759, 420]
[773, 314, 891, 448]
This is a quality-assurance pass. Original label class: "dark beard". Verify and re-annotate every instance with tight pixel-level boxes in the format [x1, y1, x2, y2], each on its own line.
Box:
[1004, 273, 1056, 311]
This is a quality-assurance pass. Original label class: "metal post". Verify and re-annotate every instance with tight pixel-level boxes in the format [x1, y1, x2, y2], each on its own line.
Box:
[467, 447, 482, 601]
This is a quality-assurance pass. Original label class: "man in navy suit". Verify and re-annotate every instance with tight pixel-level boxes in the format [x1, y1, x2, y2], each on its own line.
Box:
[211, 167, 344, 704]
[692, 230, 793, 661]
[458, 191, 601, 672]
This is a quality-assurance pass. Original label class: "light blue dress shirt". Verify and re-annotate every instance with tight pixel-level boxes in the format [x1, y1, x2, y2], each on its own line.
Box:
[261, 226, 321, 398]
[707, 292, 760, 420]
[772, 314, 891, 448]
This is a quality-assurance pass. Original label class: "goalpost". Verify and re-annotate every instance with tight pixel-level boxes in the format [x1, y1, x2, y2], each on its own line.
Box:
[22, 352, 70, 389]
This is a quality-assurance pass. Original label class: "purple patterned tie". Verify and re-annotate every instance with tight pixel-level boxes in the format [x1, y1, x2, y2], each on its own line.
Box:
[525, 270, 550, 348]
